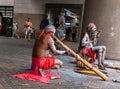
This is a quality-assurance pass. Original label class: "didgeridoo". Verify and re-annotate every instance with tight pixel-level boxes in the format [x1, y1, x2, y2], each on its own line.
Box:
[53, 35, 108, 81]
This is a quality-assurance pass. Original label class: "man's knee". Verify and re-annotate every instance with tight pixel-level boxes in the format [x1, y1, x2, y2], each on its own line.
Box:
[102, 46, 106, 51]
[98, 46, 106, 52]
[98, 47, 103, 53]
[55, 59, 63, 67]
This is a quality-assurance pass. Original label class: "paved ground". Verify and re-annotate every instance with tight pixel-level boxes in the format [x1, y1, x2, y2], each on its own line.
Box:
[1, 36, 120, 89]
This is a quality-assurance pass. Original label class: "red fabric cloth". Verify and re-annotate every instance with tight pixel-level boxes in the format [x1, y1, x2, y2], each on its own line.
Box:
[80, 47, 96, 64]
[11, 57, 60, 83]
[11, 70, 61, 83]
[32, 57, 55, 70]
[37, 30, 45, 39]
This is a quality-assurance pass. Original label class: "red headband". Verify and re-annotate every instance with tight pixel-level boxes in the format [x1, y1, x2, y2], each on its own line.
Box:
[88, 23, 96, 30]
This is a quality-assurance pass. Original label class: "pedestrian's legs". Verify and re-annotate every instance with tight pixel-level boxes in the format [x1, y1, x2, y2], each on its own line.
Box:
[24, 30, 28, 40]
[59, 36, 65, 41]
[15, 30, 20, 38]
[28, 31, 31, 41]
[12, 30, 15, 38]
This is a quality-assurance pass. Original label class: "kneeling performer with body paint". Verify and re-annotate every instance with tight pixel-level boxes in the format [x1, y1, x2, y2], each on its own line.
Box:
[31, 25, 67, 77]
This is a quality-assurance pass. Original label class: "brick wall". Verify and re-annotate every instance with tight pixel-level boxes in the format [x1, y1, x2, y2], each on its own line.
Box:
[14, 0, 85, 14]
[0, 0, 14, 6]
[13, 0, 85, 38]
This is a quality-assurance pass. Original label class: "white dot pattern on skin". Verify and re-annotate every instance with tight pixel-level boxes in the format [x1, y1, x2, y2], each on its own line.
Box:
[111, 27, 114, 31]
[110, 32, 115, 37]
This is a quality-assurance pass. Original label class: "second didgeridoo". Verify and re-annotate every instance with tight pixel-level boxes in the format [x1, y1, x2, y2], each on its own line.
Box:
[53, 35, 108, 81]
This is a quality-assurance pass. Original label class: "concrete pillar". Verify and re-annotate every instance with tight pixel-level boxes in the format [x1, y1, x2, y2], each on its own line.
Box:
[82, 0, 120, 60]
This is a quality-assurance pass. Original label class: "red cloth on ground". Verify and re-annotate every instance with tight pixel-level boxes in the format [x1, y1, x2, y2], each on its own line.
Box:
[11, 57, 60, 83]
[80, 47, 96, 64]
[11, 70, 61, 83]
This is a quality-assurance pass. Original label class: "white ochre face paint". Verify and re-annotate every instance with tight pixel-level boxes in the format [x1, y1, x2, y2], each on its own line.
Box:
[93, 28, 97, 31]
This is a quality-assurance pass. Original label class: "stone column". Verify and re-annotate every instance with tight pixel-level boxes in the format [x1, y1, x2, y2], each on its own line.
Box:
[82, 0, 120, 60]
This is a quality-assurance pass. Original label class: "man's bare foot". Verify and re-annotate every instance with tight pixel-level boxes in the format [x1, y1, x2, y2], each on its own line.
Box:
[52, 65, 60, 69]
[50, 76, 60, 80]
[38, 68, 45, 77]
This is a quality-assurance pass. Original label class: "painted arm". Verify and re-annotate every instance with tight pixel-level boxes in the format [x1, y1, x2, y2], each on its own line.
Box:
[48, 37, 66, 55]
[82, 32, 93, 47]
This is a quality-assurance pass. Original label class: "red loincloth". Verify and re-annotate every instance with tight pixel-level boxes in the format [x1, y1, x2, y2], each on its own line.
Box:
[80, 47, 96, 64]
[31, 57, 55, 70]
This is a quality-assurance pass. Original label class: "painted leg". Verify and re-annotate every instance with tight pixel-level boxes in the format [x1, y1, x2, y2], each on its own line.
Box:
[98, 52, 105, 70]
[25, 35, 27, 40]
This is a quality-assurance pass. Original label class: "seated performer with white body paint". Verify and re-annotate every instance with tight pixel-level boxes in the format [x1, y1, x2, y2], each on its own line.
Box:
[81, 23, 107, 70]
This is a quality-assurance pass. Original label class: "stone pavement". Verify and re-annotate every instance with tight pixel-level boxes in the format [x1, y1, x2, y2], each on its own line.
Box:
[0, 36, 120, 89]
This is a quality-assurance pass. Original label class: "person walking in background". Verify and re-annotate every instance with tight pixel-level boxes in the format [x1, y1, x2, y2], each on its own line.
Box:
[24, 18, 33, 41]
[12, 20, 20, 39]
[39, 14, 51, 31]
[56, 10, 66, 41]
[71, 26, 77, 42]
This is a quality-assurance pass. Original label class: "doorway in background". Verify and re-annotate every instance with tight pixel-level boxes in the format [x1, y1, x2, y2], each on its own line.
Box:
[0, 6, 13, 37]
[45, 4, 84, 43]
